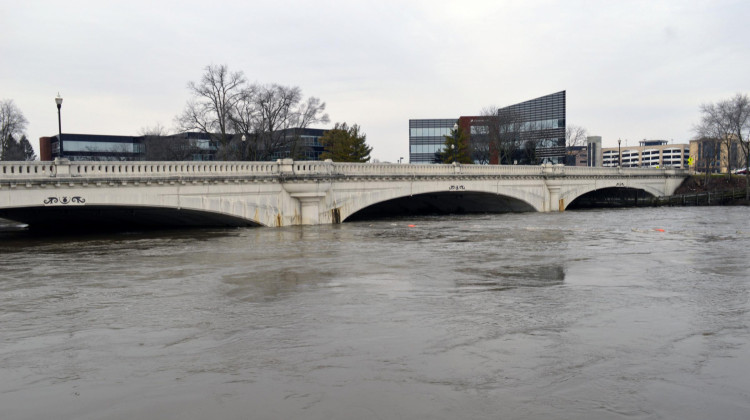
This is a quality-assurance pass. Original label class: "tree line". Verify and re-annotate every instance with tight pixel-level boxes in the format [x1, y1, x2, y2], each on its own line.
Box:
[169, 64, 370, 162]
[0, 99, 36, 161]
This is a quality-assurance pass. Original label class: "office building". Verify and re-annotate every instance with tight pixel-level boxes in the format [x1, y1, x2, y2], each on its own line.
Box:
[408, 119, 456, 164]
[689, 137, 745, 173]
[586, 136, 602, 167]
[409, 91, 566, 164]
[39, 128, 327, 162]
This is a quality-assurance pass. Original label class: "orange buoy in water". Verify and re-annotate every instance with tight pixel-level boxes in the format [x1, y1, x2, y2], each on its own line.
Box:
[654, 228, 665, 232]
[408, 224, 416, 228]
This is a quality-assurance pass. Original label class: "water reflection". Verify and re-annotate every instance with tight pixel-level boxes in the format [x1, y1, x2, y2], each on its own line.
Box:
[458, 265, 566, 290]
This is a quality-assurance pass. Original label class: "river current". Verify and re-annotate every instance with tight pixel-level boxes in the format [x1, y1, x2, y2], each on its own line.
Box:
[1, 207, 749, 420]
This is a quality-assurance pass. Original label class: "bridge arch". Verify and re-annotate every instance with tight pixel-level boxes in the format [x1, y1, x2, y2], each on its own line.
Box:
[562, 180, 661, 210]
[0, 204, 264, 230]
[330, 182, 545, 222]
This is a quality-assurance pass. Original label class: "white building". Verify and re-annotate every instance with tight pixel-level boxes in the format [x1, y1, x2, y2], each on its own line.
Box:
[602, 140, 689, 168]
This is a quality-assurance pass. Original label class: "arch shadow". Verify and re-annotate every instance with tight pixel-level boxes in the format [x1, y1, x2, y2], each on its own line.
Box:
[345, 191, 537, 222]
[0, 205, 263, 231]
[566, 187, 655, 209]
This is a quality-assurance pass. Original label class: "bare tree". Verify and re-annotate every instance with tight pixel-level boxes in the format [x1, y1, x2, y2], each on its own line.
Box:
[720, 93, 750, 198]
[138, 122, 170, 137]
[177, 65, 330, 161]
[471, 108, 495, 165]
[564, 124, 588, 166]
[242, 84, 329, 161]
[138, 123, 200, 161]
[477, 106, 523, 165]
[565, 124, 587, 148]
[176, 64, 246, 155]
[694, 105, 728, 183]
[229, 85, 260, 160]
[1, 99, 29, 160]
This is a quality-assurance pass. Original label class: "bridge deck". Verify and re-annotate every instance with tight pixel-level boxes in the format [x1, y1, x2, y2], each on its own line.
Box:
[1, 160, 689, 228]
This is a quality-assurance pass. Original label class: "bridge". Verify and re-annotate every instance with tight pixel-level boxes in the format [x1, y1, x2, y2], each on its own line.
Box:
[0, 159, 688, 229]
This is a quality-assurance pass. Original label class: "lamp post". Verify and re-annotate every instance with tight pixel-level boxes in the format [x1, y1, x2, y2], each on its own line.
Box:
[451, 122, 459, 163]
[618, 138, 621, 167]
[241, 134, 246, 161]
[398, 157, 403, 164]
[55, 93, 63, 158]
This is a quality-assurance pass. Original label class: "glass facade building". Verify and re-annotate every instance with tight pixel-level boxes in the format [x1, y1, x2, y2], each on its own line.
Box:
[408, 91, 566, 164]
[408, 119, 456, 164]
[41, 129, 328, 162]
[496, 90, 566, 164]
[45, 134, 145, 161]
[268, 128, 326, 161]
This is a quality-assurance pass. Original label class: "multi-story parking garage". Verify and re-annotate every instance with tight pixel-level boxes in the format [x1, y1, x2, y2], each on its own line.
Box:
[602, 140, 690, 168]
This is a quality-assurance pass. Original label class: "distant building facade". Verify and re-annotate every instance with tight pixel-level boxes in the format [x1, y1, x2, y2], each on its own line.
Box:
[586, 136, 602, 167]
[408, 119, 456, 164]
[689, 137, 745, 173]
[566, 146, 588, 166]
[409, 91, 566, 165]
[39, 129, 327, 162]
[602, 140, 689, 168]
[267, 128, 327, 161]
[40, 134, 145, 161]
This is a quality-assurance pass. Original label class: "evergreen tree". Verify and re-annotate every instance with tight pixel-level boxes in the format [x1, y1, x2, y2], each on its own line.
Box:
[438, 123, 472, 164]
[319, 122, 372, 162]
[1, 135, 37, 161]
[19, 135, 37, 161]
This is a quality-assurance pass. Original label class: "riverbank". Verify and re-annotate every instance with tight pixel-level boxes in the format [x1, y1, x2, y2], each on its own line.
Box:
[671, 174, 749, 206]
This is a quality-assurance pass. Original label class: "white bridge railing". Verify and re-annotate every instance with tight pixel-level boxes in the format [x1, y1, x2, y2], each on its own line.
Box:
[0, 158, 688, 181]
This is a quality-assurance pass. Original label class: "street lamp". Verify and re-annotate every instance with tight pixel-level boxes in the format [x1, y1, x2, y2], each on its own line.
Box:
[55, 93, 63, 158]
[617, 138, 621, 167]
[450, 122, 459, 163]
[241, 134, 246, 160]
[398, 157, 403, 164]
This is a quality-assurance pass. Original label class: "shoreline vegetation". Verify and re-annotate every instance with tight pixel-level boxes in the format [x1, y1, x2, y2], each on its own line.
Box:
[668, 174, 749, 206]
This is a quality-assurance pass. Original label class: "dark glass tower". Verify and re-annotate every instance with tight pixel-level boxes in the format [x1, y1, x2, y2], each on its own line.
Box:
[409, 91, 566, 164]
[498, 90, 566, 164]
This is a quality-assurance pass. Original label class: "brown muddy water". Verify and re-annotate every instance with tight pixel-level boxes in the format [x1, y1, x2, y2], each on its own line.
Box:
[1, 207, 749, 419]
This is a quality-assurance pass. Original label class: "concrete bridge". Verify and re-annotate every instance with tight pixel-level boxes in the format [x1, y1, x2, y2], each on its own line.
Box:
[0, 159, 688, 229]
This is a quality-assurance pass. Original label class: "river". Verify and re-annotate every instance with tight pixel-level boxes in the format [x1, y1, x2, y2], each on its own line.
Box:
[1, 207, 749, 419]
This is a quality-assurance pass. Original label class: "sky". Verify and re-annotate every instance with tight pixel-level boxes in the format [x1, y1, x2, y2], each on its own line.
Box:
[2, 0, 749, 162]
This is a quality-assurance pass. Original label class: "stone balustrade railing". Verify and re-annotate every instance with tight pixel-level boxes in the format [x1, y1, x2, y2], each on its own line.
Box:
[1, 158, 688, 181]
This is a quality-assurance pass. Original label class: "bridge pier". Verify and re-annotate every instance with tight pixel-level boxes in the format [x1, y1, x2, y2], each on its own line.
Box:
[290, 192, 327, 225]
[283, 178, 332, 225]
[547, 185, 563, 212]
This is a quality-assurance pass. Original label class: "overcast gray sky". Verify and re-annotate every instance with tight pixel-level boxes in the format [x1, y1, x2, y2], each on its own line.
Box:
[2, 0, 749, 162]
